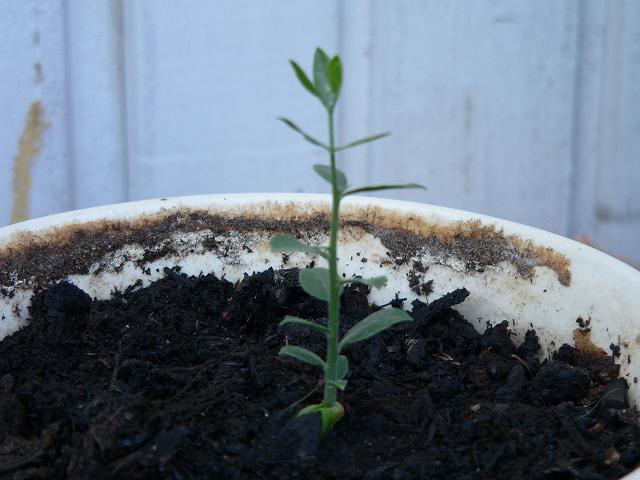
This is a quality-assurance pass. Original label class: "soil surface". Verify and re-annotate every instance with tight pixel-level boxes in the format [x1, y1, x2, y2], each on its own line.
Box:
[0, 267, 638, 479]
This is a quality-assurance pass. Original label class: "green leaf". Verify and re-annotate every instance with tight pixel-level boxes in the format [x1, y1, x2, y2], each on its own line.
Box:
[328, 379, 347, 391]
[280, 345, 325, 368]
[328, 55, 342, 95]
[334, 132, 391, 152]
[336, 355, 349, 379]
[347, 275, 388, 289]
[299, 401, 344, 435]
[339, 307, 413, 349]
[290, 60, 317, 97]
[270, 234, 328, 258]
[313, 164, 348, 192]
[279, 315, 329, 335]
[299, 267, 331, 302]
[313, 48, 334, 109]
[278, 117, 329, 150]
[270, 234, 315, 254]
[344, 183, 426, 196]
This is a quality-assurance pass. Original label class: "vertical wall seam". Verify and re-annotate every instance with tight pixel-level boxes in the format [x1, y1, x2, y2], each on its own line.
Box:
[336, 0, 373, 185]
[365, 1, 375, 185]
[337, 1, 345, 146]
[566, 1, 586, 238]
[61, 0, 76, 210]
[113, 0, 131, 202]
[594, 2, 622, 244]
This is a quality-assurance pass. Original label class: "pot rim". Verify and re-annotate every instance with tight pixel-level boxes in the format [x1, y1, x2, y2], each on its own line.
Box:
[1, 192, 638, 282]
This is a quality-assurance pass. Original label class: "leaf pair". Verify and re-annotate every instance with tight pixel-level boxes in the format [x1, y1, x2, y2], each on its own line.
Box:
[313, 163, 425, 197]
[268, 249, 391, 302]
[299, 268, 390, 302]
[291, 48, 342, 111]
[280, 307, 411, 364]
[292, 268, 412, 347]
[279, 118, 393, 155]
[283, 48, 392, 152]
[279, 326, 348, 378]
[279, 344, 349, 393]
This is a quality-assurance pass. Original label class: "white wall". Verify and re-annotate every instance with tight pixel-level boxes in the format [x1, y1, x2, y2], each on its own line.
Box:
[1, 0, 638, 260]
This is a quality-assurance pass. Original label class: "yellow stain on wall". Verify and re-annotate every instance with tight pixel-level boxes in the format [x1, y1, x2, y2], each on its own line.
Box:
[11, 101, 49, 224]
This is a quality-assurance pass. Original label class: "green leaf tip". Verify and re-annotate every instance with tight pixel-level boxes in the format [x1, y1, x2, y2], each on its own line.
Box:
[313, 164, 348, 192]
[278, 117, 329, 150]
[299, 267, 332, 302]
[335, 132, 391, 152]
[328, 379, 347, 391]
[280, 345, 325, 368]
[311, 48, 339, 110]
[347, 275, 388, 289]
[289, 60, 317, 97]
[270, 234, 328, 258]
[279, 315, 329, 334]
[336, 355, 349, 379]
[328, 55, 342, 96]
[339, 307, 413, 349]
[299, 401, 345, 435]
[344, 183, 426, 197]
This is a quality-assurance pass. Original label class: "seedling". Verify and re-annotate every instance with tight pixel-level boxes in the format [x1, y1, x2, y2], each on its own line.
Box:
[271, 48, 425, 434]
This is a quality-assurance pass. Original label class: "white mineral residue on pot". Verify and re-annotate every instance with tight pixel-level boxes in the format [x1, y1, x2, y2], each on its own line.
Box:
[0, 287, 33, 336]
[0, 228, 615, 360]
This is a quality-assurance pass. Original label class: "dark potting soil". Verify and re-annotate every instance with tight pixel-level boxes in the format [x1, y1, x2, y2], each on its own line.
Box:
[0, 268, 639, 480]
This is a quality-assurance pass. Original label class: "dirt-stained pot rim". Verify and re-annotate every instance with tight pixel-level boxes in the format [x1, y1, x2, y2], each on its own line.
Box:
[0, 193, 640, 480]
[0, 195, 575, 288]
[0, 192, 638, 310]
[1, 193, 637, 286]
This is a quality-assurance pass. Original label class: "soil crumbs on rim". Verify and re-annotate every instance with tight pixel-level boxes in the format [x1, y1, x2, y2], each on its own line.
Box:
[0, 268, 638, 479]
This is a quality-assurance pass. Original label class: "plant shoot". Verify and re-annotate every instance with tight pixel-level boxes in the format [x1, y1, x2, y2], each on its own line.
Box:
[271, 48, 425, 433]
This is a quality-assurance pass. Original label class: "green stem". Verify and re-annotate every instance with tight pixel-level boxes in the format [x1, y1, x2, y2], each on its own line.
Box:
[323, 109, 340, 406]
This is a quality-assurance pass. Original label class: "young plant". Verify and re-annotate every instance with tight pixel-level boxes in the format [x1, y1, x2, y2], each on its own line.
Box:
[271, 48, 425, 433]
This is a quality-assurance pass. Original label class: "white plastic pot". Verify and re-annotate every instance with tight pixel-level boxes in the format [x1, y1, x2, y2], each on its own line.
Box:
[1, 193, 639, 478]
